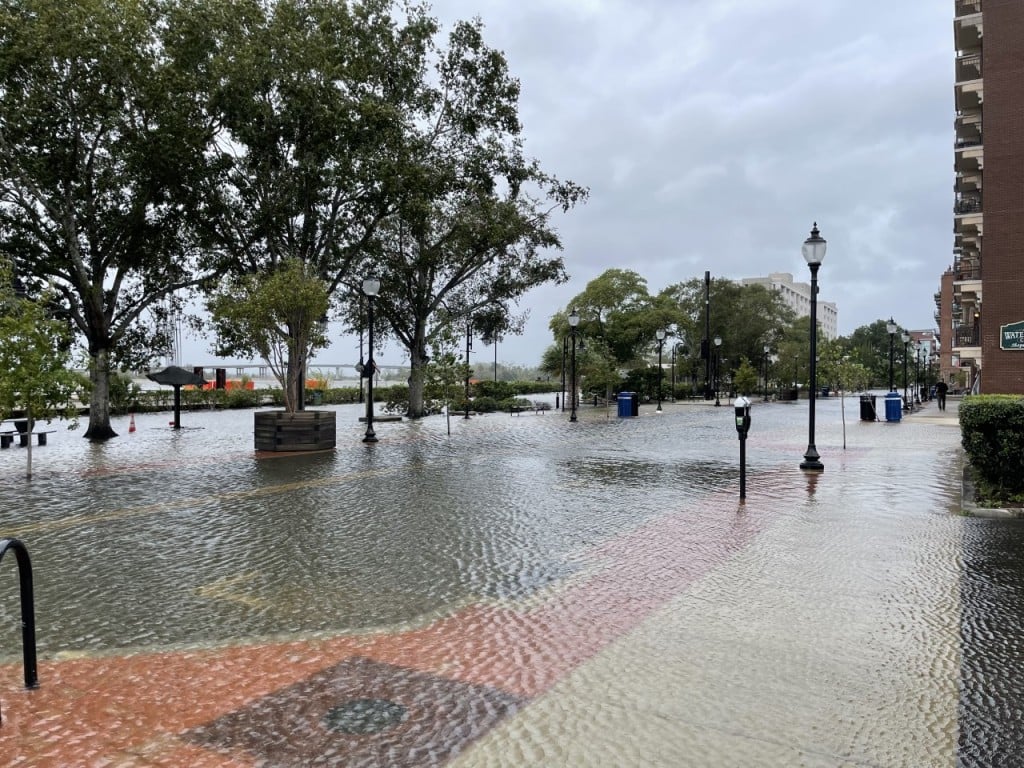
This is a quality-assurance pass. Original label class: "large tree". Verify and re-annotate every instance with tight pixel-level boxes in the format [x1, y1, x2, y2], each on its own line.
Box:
[351, 17, 586, 417]
[0, 0, 224, 440]
[198, 0, 442, 408]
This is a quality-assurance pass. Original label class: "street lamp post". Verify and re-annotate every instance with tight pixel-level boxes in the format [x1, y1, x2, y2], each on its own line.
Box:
[560, 336, 567, 411]
[568, 308, 580, 422]
[886, 317, 897, 392]
[361, 276, 380, 443]
[464, 317, 473, 420]
[901, 331, 910, 410]
[357, 297, 365, 404]
[915, 346, 922, 404]
[655, 329, 666, 412]
[799, 222, 826, 472]
[670, 343, 677, 403]
[713, 335, 722, 406]
[762, 343, 771, 401]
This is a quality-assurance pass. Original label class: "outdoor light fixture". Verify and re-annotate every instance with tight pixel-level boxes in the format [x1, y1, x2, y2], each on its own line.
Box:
[361, 276, 380, 443]
[713, 334, 722, 407]
[800, 222, 826, 472]
[901, 331, 911, 409]
[464, 317, 473, 420]
[655, 328, 666, 412]
[886, 317, 897, 392]
[568, 309, 580, 422]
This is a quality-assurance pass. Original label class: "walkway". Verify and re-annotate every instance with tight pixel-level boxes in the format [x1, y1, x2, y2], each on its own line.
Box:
[0, 395, 1019, 766]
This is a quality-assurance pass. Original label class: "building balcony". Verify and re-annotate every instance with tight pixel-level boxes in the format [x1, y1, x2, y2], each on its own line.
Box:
[955, 79, 983, 112]
[956, 53, 982, 82]
[954, 8, 983, 50]
[955, 0, 981, 18]
[954, 195, 982, 215]
[954, 325, 980, 347]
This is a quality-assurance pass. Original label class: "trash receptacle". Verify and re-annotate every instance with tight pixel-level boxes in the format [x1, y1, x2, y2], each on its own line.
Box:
[630, 392, 639, 416]
[617, 392, 634, 418]
[884, 391, 902, 422]
[859, 394, 876, 421]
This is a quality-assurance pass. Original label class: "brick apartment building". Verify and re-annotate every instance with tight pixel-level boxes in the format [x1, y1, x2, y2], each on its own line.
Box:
[939, 0, 1024, 394]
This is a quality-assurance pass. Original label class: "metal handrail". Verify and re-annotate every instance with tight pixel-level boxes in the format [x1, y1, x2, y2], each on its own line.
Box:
[0, 538, 39, 724]
[955, 0, 981, 17]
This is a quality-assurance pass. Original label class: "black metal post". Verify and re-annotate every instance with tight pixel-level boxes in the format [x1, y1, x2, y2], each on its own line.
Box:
[903, 339, 910, 408]
[714, 346, 721, 407]
[363, 293, 377, 443]
[358, 304, 365, 404]
[704, 271, 711, 399]
[671, 345, 676, 402]
[464, 318, 472, 420]
[656, 338, 664, 412]
[569, 325, 578, 422]
[561, 336, 567, 412]
[0, 537, 40, 723]
[800, 260, 823, 471]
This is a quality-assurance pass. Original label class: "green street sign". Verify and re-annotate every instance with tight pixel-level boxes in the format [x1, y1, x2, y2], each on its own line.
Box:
[1000, 320, 1024, 350]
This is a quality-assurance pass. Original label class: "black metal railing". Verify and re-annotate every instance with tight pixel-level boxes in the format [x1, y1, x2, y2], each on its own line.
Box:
[0, 538, 39, 724]
[956, 53, 982, 81]
[955, 135, 983, 149]
[955, 325, 980, 346]
[955, 197, 983, 215]
[955, 266, 982, 281]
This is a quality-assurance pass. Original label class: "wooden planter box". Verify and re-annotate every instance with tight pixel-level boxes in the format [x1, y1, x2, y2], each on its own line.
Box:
[254, 410, 336, 452]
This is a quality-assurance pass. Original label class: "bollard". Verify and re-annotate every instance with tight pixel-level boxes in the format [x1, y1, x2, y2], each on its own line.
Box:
[734, 396, 751, 500]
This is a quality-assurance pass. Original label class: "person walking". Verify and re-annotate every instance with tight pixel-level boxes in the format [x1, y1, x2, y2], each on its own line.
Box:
[935, 380, 949, 411]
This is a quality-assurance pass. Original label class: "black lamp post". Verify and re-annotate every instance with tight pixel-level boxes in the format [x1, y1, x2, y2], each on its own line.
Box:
[914, 345, 922, 404]
[762, 343, 771, 401]
[464, 317, 473, 420]
[361, 276, 380, 443]
[886, 317, 897, 392]
[670, 343, 677, 403]
[655, 328, 666, 412]
[799, 222, 826, 472]
[560, 335, 567, 411]
[713, 335, 722, 406]
[901, 331, 910, 409]
[704, 271, 712, 400]
[568, 308, 580, 422]
[357, 297, 365, 404]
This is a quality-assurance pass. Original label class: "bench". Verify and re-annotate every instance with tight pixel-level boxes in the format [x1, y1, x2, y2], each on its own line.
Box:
[0, 430, 56, 448]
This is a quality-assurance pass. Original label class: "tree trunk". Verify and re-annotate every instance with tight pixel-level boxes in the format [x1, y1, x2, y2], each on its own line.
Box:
[84, 347, 118, 441]
[406, 328, 429, 418]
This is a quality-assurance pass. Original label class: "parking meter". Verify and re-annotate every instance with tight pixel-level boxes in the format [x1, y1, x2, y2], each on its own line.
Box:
[734, 396, 751, 500]
[734, 396, 751, 438]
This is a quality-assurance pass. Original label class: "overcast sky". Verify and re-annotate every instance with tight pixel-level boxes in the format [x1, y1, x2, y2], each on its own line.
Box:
[413, 0, 953, 367]
[188, 0, 953, 370]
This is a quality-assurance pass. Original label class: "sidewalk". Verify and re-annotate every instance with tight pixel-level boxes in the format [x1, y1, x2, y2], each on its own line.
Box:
[0, 397, 1008, 766]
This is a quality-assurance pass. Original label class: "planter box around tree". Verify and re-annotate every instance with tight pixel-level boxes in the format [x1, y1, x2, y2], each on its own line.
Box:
[254, 410, 336, 452]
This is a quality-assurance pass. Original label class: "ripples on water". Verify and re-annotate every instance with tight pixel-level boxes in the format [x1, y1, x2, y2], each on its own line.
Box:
[0, 398, 1019, 763]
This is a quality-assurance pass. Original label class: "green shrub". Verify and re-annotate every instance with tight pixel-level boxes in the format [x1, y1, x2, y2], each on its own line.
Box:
[960, 395, 1024, 498]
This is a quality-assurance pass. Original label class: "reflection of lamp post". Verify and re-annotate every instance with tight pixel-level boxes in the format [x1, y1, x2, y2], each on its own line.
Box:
[361, 276, 380, 443]
[713, 335, 722, 406]
[568, 308, 580, 422]
[886, 317, 897, 392]
[655, 329, 666, 411]
[800, 222, 826, 472]
[762, 343, 771, 401]
[901, 331, 910, 409]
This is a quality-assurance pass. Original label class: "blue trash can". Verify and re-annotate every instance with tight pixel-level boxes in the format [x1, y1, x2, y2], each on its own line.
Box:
[617, 392, 635, 418]
[884, 391, 902, 422]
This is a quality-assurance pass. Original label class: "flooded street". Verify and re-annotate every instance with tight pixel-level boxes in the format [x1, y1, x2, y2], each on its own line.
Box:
[0, 396, 1020, 766]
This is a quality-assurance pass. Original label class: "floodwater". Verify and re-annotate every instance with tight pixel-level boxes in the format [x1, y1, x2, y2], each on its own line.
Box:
[0, 395, 1021, 766]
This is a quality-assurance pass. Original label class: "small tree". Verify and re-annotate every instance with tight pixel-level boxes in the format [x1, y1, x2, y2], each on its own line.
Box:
[208, 259, 329, 413]
[0, 268, 83, 477]
[733, 358, 758, 396]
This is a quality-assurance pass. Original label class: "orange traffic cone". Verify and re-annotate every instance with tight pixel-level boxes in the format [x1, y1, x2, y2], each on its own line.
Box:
[129, 413, 136, 433]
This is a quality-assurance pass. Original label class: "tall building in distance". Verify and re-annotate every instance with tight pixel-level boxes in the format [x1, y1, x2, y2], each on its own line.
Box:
[941, 0, 1024, 394]
[740, 272, 838, 340]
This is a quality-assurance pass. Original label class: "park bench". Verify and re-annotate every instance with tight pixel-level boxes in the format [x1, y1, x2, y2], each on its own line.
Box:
[0, 424, 56, 448]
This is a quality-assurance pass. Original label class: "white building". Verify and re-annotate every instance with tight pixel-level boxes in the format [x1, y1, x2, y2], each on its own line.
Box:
[740, 272, 838, 340]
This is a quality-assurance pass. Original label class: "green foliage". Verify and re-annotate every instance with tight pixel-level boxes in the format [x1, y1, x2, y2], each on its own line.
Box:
[108, 372, 142, 415]
[732, 358, 758, 396]
[960, 395, 1024, 500]
[209, 259, 330, 412]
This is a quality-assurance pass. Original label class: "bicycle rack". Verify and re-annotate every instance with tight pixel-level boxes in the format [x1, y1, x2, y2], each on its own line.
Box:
[0, 538, 39, 724]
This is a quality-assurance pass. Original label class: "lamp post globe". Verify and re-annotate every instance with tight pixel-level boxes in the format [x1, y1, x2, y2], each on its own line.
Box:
[655, 328, 666, 412]
[361, 276, 380, 443]
[568, 308, 580, 422]
[800, 222, 826, 472]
